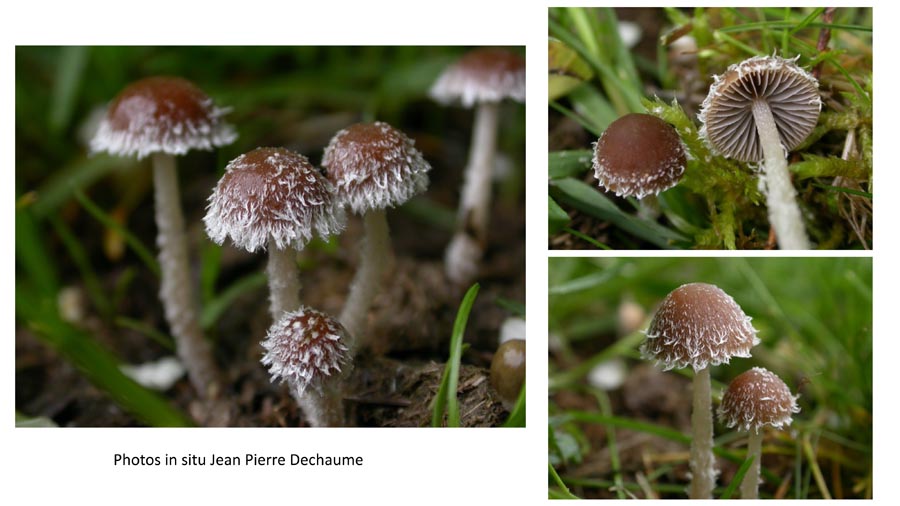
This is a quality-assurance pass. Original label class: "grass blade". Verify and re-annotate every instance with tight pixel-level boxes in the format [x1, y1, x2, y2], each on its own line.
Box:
[431, 283, 479, 427]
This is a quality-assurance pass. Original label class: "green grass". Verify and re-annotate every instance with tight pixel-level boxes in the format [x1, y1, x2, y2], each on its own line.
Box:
[548, 257, 872, 499]
[548, 7, 872, 249]
[431, 283, 479, 427]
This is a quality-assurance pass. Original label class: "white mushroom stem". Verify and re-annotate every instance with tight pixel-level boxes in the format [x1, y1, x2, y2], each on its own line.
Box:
[741, 428, 764, 499]
[751, 99, 810, 249]
[293, 382, 347, 427]
[689, 367, 716, 499]
[444, 100, 499, 284]
[266, 238, 301, 320]
[151, 153, 219, 397]
[340, 209, 391, 350]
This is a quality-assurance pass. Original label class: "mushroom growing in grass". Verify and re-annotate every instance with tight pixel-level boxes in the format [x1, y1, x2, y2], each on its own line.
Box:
[641, 283, 759, 499]
[204, 147, 345, 320]
[321, 121, 431, 346]
[699, 55, 821, 249]
[592, 113, 687, 198]
[262, 306, 354, 427]
[90, 76, 237, 398]
[719, 367, 800, 499]
[490, 338, 525, 410]
[429, 48, 525, 285]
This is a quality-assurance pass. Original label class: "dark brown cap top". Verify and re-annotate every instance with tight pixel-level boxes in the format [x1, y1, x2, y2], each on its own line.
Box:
[204, 147, 345, 252]
[91, 76, 236, 159]
[718, 367, 800, 432]
[490, 339, 525, 409]
[699, 55, 821, 162]
[642, 283, 759, 371]
[592, 113, 687, 199]
[261, 306, 354, 396]
[321, 122, 431, 214]
[429, 48, 526, 107]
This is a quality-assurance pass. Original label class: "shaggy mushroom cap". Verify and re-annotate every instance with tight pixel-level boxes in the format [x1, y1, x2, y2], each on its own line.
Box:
[698, 55, 821, 162]
[642, 283, 759, 371]
[429, 48, 526, 107]
[719, 367, 800, 432]
[91, 76, 236, 159]
[592, 113, 687, 198]
[321, 121, 431, 214]
[204, 147, 345, 252]
[261, 307, 354, 396]
[490, 339, 525, 407]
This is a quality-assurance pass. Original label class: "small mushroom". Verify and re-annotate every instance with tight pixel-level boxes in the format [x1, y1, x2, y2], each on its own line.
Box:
[490, 338, 525, 410]
[321, 121, 431, 347]
[642, 283, 759, 499]
[719, 367, 800, 499]
[204, 147, 345, 319]
[592, 113, 687, 198]
[699, 55, 821, 249]
[90, 76, 237, 398]
[261, 306, 354, 427]
[430, 48, 525, 285]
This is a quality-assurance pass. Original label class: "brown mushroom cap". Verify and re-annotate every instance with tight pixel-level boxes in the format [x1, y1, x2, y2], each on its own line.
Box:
[592, 113, 687, 199]
[698, 55, 821, 162]
[90, 76, 236, 159]
[719, 367, 800, 432]
[429, 48, 525, 107]
[204, 147, 345, 252]
[490, 339, 525, 408]
[642, 283, 759, 371]
[261, 306, 354, 396]
[321, 121, 431, 214]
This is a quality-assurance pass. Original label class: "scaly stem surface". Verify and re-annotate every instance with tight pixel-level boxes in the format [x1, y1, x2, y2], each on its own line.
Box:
[751, 99, 810, 249]
[445, 101, 499, 284]
[294, 382, 347, 427]
[340, 210, 391, 350]
[152, 153, 219, 398]
[689, 367, 716, 499]
[741, 429, 764, 499]
[266, 238, 301, 321]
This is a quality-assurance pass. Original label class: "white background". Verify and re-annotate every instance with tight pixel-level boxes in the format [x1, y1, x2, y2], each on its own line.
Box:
[1, 0, 890, 504]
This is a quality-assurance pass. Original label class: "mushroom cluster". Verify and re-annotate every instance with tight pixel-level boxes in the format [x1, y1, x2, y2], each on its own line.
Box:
[642, 282, 758, 498]
[642, 283, 801, 498]
[86, 48, 522, 427]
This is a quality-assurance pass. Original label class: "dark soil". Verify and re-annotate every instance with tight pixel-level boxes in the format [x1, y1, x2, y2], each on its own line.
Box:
[15, 152, 525, 428]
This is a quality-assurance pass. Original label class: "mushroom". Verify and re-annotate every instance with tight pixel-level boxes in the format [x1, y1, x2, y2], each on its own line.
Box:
[429, 48, 525, 284]
[261, 306, 354, 427]
[719, 367, 799, 499]
[490, 338, 525, 410]
[641, 283, 759, 499]
[592, 113, 687, 198]
[321, 121, 431, 346]
[699, 55, 821, 249]
[204, 147, 345, 319]
[90, 76, 237, 398]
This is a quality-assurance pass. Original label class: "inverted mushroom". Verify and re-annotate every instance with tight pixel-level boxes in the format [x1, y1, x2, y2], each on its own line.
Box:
[593, 113, 687, 198]
[204, 147, 345, 320]
[261, 306, 354, 427]
[719, 367, 800, 499]
[321, 121, 431, 347]
[699, 55, 821, 249]
[642, 283, 759, 499]
[430, 48, 525, 284]
[90, 76, 237, 398]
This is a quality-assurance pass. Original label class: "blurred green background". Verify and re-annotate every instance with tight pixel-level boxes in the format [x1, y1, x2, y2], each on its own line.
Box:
[548, 257, 871, 498]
